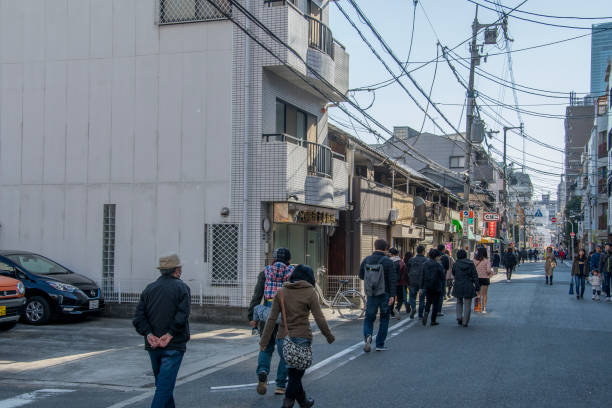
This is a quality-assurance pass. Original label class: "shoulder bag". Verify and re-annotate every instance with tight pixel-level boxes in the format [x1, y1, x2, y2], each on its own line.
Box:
[279, 289, 313, 371]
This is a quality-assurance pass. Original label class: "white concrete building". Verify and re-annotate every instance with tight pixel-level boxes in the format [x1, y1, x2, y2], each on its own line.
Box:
[0, 0, 349, 306]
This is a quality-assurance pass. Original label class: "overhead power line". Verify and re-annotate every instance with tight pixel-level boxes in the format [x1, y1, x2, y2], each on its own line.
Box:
[479, 0, 612, 20]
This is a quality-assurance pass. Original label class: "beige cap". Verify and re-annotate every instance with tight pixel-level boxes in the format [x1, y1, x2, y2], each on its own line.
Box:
[157, 254, 182, 270]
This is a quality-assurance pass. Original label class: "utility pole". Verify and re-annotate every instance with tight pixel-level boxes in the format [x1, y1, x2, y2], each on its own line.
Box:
[503, 125, 522, 246]
[463, 6, 506, 251]
[463, 8, 478, 250]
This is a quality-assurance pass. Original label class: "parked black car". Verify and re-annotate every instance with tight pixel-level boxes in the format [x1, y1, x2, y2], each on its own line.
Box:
[0, 251, 104, 325]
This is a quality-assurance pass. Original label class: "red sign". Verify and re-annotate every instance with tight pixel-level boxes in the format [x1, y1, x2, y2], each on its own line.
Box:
[570, 232, 575, 237]
[551, 217, 557, 223]
[488, 222, 496, 238]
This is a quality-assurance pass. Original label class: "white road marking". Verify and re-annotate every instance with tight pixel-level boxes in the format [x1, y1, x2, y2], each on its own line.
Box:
[0, 389, 74, 408]
[209, 317, 417, 391]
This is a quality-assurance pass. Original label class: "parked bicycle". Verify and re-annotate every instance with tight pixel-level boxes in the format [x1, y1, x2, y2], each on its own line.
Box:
[314, 277, 365, 320]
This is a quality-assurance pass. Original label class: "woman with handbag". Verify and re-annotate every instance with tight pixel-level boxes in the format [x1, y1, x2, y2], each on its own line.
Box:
[260, 265, 335, 408]
[544, 248, 557, 285]
[473, 247, 494, 313]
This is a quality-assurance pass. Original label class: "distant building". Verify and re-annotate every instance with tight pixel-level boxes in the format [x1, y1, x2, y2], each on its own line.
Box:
[565, 105, 595, 203]
[591, 22, 612, 96]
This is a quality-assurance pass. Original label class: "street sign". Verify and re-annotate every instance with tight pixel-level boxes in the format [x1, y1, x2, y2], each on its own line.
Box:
[551, 217, 557, 223]
[488, 222, 496, 237]
[483, 213, 500, 222]
[570, 232, 575, 237]
[463, 210, 469, 217]
[534, 208, 543, 217]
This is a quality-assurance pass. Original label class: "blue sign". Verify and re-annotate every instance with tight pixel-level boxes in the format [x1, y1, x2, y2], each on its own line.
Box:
[463, 210, 469, 217]
[534, 209, 543, 217]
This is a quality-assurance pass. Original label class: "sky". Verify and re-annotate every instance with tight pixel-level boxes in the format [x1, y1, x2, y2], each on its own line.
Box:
[327, 0, 612, 201]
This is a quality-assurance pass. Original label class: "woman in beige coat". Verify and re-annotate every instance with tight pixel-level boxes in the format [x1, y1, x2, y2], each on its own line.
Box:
[544, 248, 557, 286]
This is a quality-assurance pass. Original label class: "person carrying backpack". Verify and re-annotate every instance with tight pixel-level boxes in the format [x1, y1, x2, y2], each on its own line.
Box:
[407, 245, 428, 319]
[359, 239, 396, 352]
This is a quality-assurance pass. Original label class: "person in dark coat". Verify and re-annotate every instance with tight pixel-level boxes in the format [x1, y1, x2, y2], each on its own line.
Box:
[407, 245, 427, 319]
[452, 249, 479, 327]
[491, 250, 501, 275]
[420, 249, 446, 327]
[503, 247, 518, 281]
[392, 249, 410, 315]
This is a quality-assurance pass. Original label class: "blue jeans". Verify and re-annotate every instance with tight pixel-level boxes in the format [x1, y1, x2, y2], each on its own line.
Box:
[257, 325, 287, 388]
[408, 286, 425, 317]
[574, 275, 586, 297]
[363, 293, 390, 348]
[148, 349, 185, 408]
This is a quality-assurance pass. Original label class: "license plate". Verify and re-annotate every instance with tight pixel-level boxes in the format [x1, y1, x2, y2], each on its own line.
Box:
[89, 300, 99, 310]
[0, 306, 5, 316]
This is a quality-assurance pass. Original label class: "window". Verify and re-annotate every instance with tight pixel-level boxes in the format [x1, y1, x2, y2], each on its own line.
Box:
[275, 99, 316, 142]
[207, 224, 240, 285]
[103, 204, 116, 293]
[449, 156, 466, 169]
[159, 0, 231, 24]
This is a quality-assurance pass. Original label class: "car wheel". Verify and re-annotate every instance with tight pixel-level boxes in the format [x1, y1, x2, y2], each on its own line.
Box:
[24, 296, 51, 325]
[0, 321, 17, 331]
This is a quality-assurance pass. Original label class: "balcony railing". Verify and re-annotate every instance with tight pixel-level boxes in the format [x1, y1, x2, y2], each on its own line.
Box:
[262, 133, 345, 179]
[305, 15, 334, 59]
[599, 142, 608, 158]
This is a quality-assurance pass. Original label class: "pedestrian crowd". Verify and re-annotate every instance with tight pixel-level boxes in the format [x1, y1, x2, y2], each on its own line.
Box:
[571, 244, 612, 301]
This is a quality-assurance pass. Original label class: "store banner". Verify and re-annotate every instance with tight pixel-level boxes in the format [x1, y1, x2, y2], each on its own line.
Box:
[488, 222, 496, 238]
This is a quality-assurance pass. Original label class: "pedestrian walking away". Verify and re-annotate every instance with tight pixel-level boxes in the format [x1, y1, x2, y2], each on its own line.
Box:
[436, 244, 450, 316]
[407, 245, 428, 320]
[452, 249, 479, 327]
[420, 249, 445, 327]
[544, 248, 557, 285]
[503, 247, 518, 282]
[391, 248, 410, 316]
[491, 250, 501, 277]
[444, 249, 455, 299]
[253, 248, 295, 396]
[473, 247, 493, 314]
[571, 249, 590, 300]
[132, 254, 190, 408]
[589, 270, 602, 301]
[599, 243, 612, 301]
[259, 265, 335, 408]
[359, 239, 396, 352]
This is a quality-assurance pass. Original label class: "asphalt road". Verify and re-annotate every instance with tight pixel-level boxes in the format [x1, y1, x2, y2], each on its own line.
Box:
[2, 260, 611, 408]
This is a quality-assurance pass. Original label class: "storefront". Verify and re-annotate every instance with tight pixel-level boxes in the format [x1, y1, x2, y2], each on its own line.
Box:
[271, 202, 338, 272]
[391, 224, 425, 255]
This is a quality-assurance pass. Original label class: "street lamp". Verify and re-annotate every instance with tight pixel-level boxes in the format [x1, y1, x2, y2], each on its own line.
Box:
[567, 213, 581, 260]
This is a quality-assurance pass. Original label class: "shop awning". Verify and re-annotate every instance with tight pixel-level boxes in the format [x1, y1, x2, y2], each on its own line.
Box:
[480, 237, 496, 244]
[451, 219, 462, 233]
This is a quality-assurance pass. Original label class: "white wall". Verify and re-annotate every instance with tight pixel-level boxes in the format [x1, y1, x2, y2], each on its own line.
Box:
[0, 0, 232, 289]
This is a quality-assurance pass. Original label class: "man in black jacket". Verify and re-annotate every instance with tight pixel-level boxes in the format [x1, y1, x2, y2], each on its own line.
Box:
[421, 249, 446, 326]
[133, 254, 190, 408]
[436, 244, 450, 317]
[503, 247, 518, 282]
[407, 245, 427, 319]
[359, 239, 396, 352]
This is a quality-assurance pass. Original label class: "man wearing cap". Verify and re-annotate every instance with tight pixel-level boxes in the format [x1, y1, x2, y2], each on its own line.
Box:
[252, 248, 294, 396]
[133, 254, 190, 408]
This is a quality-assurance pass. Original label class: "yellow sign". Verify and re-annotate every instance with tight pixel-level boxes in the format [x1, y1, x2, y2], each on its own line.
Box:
[273, 203, 338, 226]
[0, 306, 6, 317]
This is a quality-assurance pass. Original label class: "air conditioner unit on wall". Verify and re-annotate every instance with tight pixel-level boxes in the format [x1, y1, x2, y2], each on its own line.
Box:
[389, 208, 399, 223]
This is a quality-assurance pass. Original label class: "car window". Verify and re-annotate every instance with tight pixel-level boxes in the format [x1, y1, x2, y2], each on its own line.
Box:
[5, 254, 70, 275]
[0, 261, 16, 277]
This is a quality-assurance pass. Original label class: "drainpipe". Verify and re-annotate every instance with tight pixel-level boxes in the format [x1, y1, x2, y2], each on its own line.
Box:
[241, 0, 252, 306]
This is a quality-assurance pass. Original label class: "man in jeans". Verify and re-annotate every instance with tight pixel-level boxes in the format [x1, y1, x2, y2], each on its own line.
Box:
[252, 248, 294, 396]
[600, 243, 612, 301]
[133, 254, 190, 408]
[359, 239, 396, 352]
[407, 245, 427, 319]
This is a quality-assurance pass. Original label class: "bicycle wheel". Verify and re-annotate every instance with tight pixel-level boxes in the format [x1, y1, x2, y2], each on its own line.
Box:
[335, 289, 366, 320]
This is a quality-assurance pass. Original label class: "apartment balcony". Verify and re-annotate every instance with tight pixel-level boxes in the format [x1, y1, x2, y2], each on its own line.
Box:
[261, 0, 349, 100]
[260, 134, 348, 209]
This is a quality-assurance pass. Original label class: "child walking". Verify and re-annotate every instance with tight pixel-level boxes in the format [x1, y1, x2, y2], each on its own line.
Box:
[590, 270, 602, 301]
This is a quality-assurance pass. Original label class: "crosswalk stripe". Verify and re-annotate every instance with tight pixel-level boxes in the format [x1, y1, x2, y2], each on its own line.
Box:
[0, 389, 74, 408]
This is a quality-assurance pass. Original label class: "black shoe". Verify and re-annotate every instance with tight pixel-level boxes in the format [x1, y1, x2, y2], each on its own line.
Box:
[409, 309, 416, 319]
[431, 322, 439, 326]
[282, 397, 296, 408]
[296, 395, 314, 408]
[422, 311, 429, 326]
[257, 372, 268, 395]
[457, 319, 463, 326]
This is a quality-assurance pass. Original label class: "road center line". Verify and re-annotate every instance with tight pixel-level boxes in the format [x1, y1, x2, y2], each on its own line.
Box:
[0, 389, 74, 408]
[210, 317, 417, 391]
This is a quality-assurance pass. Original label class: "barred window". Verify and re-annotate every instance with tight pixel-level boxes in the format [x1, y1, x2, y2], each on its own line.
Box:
[103, 204, 116, 293]
[206, 224, 240, 285]
[159, 0, 231, 24]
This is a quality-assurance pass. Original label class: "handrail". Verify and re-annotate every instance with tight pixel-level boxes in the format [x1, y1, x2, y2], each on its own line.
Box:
[262, 134, 339, 178]
[262, 133, 305, 146]
[304, 15, 334, 59]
